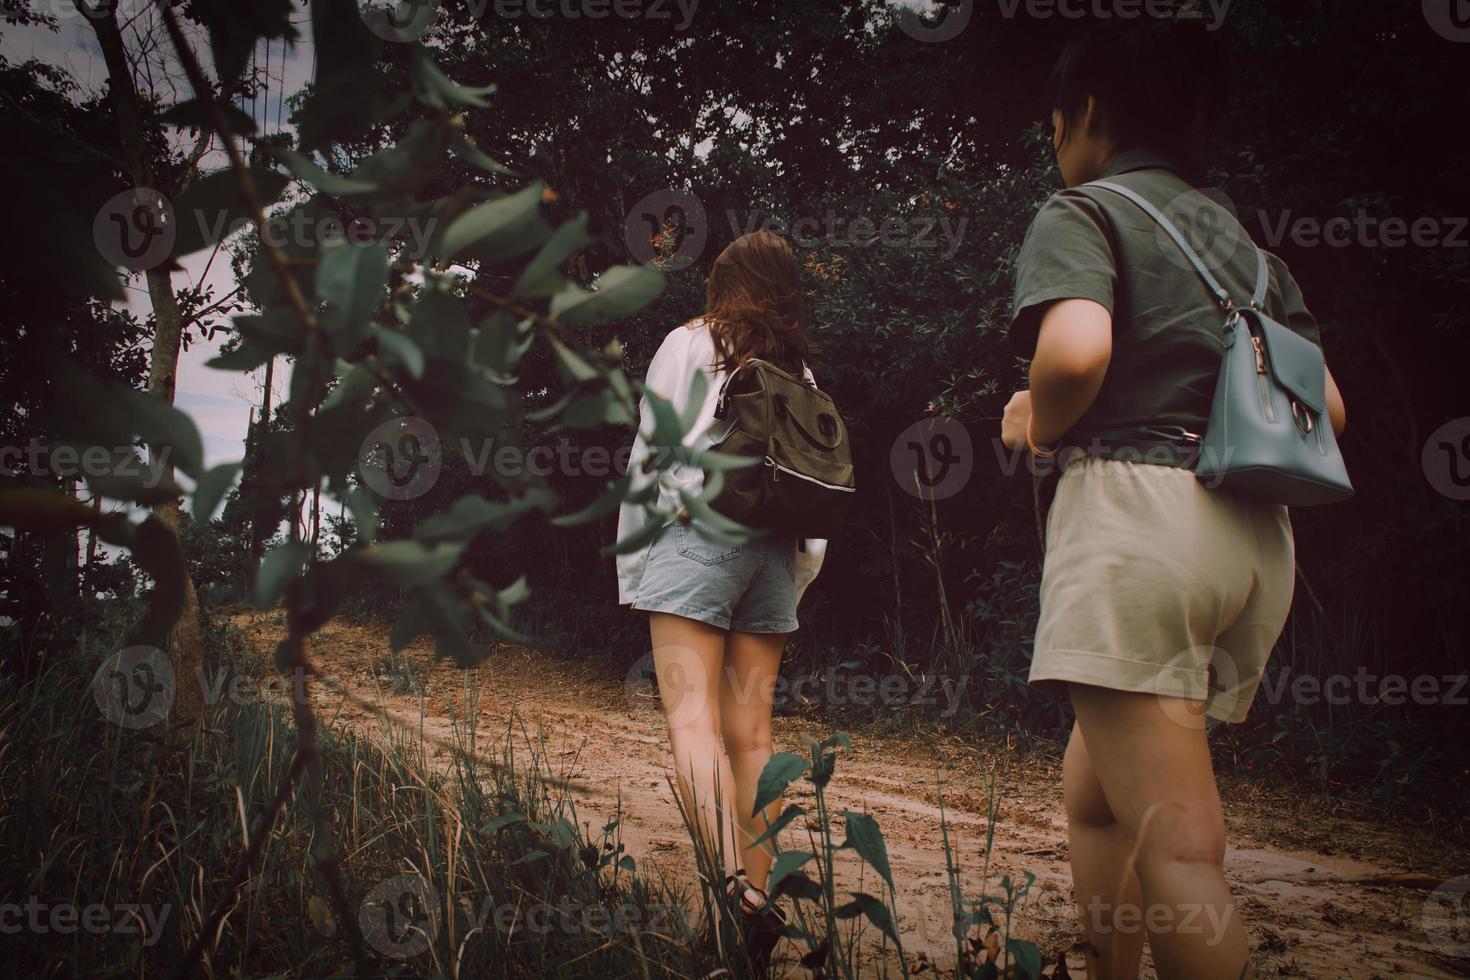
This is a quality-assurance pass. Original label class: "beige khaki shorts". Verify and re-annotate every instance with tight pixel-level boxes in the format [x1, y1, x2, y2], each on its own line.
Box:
[1031, 456, 1295, 723]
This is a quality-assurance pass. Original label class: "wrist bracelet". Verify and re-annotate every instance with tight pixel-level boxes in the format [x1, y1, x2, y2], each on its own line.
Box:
[1026, 420, 1057, 458]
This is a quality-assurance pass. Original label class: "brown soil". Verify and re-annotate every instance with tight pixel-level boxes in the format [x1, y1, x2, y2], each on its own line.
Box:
[232, 612, 1469, 979]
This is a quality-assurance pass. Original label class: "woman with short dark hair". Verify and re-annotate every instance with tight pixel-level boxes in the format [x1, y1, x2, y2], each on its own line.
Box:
[1002, 18, 1347, 980]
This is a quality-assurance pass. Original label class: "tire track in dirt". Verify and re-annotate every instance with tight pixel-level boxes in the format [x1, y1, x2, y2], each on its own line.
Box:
[234, 613, 1468, 978]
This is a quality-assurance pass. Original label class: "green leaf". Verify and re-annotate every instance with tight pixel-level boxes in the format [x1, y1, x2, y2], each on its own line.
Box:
[472, 313, 533, 376]
[480, 812, 526, 835]
[508, 849, 550, 867]
[206, 341, 274, 372]
[171, 167, 291, 257]
[160, 99, 257, 135]
[450, 133, 515, 175]
[477, 604, 533, 645]
[685, 447, 762, 472]
[0, 487, 133, 538]
[766, 850, 815, 897]
[833, 893, 901, 945]
[514, 212, 592, 297]
[353, 540, 464, 588]
[495, 575, 531, 611]
[559, 389, 634, 429]
[376, 329, 425, 379]
[67, 446, 183, 505]
[419, 582, 488, 666]
[270, 147, 378, 196]
[299, 0, 382, 149]
[341, 488, 379, 544]
[678, 475, 754, 542]
[599, 512, 669, 557]
[637, 383, 685, 448]
[415, 494, 545, 542]
[752, 752, 811, 816]
[436, 181, 548, 261]
[549, 336, 599, 383]
[550, 475, 631, 527]
[321, 362, 378, 410]
[550, 264, 665, 326]
[129, 515, 188, 650]
[192, 462, 242, 523]
[774, 870, 824, 903]
[389, 595, 427, 652]
[749, 804, 806, 850]
[1007, 939, 1043, 980]
[116, 388, 207, 479]
[344, 118, 446, 197]
[317, 243, 389, 344]
[191, 0, 298, 86]
[235, 312, 304, 358]
[842, 811, 894, 890]
[406, 287, 473, 361]
[255, 541, 310, 611]
[411, 47, 497, 108]
[679, 367, 708, 430]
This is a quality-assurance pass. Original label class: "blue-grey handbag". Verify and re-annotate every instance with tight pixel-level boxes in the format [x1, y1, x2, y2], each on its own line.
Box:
[1087, 180, 1354, 507]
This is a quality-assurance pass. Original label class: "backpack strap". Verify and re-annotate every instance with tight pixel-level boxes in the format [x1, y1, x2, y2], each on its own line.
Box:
[1086, 180, 1269, 313]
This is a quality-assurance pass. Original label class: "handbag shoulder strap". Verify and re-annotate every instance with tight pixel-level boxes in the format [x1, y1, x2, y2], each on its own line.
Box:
[1086, 179, 1269, 313]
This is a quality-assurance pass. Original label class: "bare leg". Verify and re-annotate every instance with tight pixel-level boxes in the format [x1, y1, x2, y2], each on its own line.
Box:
[720, 629, 787, 891]
[1069, 684, 1250, 980]
[650, 613, 740, 870]
[1063, 721, 1145, 978]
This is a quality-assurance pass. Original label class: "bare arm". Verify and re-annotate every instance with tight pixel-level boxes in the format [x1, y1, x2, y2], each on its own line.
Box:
[1325, 364, 1346, 436]
[1001, 299, 1113, 449]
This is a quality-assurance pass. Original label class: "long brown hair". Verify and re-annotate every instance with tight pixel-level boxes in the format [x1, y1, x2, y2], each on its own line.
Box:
[704, 230, 811, 376]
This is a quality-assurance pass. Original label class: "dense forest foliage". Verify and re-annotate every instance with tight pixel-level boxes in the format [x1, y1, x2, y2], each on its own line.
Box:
[3, 0, 1467, 782]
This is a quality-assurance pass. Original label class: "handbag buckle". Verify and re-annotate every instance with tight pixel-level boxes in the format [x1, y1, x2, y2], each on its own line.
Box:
[1291, 400, 1315, 436]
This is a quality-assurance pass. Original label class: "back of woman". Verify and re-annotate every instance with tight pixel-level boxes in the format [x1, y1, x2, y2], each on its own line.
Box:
[614, 229, 826, 969]
[1000, 16, 1347, 980]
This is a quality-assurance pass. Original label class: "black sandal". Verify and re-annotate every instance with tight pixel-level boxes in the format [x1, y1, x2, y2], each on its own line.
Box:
[724, 869, 787, 974]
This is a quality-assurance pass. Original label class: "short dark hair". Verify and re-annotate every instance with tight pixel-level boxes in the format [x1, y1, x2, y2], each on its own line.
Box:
[1045, 15, 1228, 171]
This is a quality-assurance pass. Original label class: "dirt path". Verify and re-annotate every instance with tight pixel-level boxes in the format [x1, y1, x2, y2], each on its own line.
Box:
[235, 613, 1467, 979]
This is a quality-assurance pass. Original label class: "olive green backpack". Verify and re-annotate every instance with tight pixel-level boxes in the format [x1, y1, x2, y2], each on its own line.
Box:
[709, 359, 855, 538]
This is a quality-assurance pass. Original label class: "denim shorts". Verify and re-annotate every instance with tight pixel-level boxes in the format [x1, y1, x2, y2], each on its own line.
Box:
[631, 522, 800, 633]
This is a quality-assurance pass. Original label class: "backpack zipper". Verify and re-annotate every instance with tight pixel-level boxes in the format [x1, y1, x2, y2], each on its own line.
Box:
[765, 456, 855, 492]
[1251, 334, 1277, 423]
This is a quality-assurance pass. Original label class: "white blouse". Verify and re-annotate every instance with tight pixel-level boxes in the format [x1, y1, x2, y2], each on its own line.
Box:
[615, 318, 827, 605]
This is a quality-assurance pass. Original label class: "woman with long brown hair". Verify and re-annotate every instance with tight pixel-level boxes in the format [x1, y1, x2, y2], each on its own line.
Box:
[616, 229, 826, 966]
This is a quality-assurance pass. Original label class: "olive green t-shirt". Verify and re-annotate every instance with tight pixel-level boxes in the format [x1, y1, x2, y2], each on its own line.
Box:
[1009, 148, 1323, 442]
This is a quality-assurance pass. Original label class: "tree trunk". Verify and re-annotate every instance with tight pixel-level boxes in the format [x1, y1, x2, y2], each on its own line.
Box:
[250, 356, 275, 562]
[92, 8, 205, 729]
